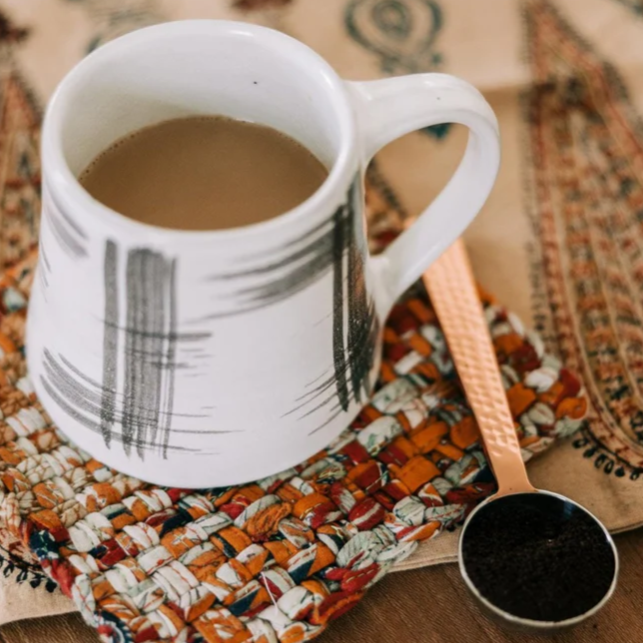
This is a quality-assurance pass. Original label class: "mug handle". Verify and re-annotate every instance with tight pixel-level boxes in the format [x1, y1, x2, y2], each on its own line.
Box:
[347, 73, 501, 320]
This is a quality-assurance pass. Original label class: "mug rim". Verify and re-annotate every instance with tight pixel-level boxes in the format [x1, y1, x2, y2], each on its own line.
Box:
[42, 19, 357, 243]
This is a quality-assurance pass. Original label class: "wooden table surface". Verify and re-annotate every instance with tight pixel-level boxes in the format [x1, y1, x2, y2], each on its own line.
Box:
[1, 529, 640, 643]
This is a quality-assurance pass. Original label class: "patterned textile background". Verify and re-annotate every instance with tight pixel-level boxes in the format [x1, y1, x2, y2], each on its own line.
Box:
[0, 0, 641, 638]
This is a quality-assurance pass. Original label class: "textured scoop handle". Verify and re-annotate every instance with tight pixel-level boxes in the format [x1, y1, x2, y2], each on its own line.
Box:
[423, 239, 534, 497]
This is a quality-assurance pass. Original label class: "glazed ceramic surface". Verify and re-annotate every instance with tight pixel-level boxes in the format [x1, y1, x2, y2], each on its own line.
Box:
[27, 20, 500, 487]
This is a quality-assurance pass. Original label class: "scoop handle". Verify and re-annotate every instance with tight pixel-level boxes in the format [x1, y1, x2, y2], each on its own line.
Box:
[423, 239, 534, 496]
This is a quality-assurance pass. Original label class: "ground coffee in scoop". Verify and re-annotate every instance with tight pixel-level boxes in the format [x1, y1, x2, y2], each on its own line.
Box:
[461, 494, 616, 622]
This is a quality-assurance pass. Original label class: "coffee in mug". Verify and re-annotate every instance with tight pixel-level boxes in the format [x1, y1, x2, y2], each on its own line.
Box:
[79, 116, 329, 230]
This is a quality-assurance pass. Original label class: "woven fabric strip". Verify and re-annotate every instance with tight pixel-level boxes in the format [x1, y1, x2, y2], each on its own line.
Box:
[0, 246, 588, 642]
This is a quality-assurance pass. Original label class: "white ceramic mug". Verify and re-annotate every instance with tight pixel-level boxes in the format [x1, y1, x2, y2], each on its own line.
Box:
[27, 20, 500, 488]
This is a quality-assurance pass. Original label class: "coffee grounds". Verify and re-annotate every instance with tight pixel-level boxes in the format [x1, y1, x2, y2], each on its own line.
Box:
[461, 493, 616, 622]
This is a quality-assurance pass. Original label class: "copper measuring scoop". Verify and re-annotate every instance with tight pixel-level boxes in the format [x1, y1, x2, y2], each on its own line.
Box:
[423, 239, 618, 630]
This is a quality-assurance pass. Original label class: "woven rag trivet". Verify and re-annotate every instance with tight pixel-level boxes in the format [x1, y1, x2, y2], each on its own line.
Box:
[0, 238, 588, 641]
